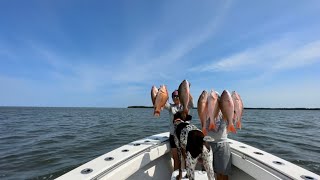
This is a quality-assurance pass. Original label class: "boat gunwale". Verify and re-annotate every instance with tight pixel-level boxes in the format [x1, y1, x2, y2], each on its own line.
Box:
[56, 132, 320, 180]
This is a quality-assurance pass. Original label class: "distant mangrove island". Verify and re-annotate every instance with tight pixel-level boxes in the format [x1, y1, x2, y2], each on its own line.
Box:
[127, 106, 320, 110]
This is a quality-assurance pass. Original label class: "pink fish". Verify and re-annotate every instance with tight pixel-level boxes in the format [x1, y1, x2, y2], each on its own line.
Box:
[151, 85, 158, 106]
[188, 93, 194, 109]
[220, 90, 236, 133]
[231, 91, 243, 129]
[178, 80, 190, 119]
[207, 90, 220, 131]
[153, 85, 168, 117]
[197, 90, 208, 135]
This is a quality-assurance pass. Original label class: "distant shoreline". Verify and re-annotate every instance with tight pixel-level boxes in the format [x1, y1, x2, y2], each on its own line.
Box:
[127, 106, 320, 110]
[0, 106, 319, 110]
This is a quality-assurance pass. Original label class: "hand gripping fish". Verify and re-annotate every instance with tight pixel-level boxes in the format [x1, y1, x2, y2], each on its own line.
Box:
[153, 85, 168, 117]
[220, 90, 236, 133]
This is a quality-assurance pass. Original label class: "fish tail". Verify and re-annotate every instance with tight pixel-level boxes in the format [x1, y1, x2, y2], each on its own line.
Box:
[154, 111, 160, 117]
[208, 118, 215, 130]
[182, 108, 188, 120]
[228, 123, 237, 133]
[202, 127, 207, 136]
[209, 123, 215, 130]
[184, 107, 189, 114]
[236, 120, 242, 129]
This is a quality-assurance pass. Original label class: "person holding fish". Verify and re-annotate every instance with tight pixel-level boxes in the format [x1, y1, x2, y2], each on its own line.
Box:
[151, 86, 182, 171]
[198, 90, 243, 180]
[151, 80, 194, 172]
[164, 89, 183, 171]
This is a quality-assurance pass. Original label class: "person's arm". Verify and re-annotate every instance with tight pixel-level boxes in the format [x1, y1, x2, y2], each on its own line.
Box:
[164, 101, 170, 110]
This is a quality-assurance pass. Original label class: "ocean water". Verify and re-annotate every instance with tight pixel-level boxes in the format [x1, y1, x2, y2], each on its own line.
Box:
[0, 107, 319, 179]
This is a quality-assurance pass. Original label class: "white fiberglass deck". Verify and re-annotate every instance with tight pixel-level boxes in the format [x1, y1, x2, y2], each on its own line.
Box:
[56, 132, 320, 180]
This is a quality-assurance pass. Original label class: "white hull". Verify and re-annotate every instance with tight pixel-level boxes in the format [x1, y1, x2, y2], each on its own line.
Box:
[56, 132, 319, 180]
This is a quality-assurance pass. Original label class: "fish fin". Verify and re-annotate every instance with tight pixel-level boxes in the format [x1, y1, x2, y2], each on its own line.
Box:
[227, 123, 237, 133]
[236, 120, 242, 129]
[202, 127, 207, 136]
[221, 113, 226, 121]
[154, 111, 160, 117]
[208, 118, 215, 130]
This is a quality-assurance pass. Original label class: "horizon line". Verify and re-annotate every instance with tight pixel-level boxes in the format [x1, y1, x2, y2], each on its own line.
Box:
[0, 105, 320, 110]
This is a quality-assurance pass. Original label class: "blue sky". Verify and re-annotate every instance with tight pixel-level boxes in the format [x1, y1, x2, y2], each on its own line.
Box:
[0, 0, 320, 108]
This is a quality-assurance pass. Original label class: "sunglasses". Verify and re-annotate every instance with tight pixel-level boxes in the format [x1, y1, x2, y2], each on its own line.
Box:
[173, 95, 179, 99]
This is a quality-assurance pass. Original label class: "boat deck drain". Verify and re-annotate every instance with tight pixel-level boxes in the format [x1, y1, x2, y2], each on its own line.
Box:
[81, 168, 93, 174]
[104, 157, 114, 161]
[122, 149, 129, 152]
[254, 152, 264, 155]
[273, 161, 284, 165]
[133, 143, 141, 146]
[301, 175, 316, 180]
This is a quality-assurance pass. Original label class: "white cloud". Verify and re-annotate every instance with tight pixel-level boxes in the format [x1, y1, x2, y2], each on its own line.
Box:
[112, 1, 233, 84]
[273, 40, 320, 70]
[191, 37, 320, 73]
[241, 79, 320, 108]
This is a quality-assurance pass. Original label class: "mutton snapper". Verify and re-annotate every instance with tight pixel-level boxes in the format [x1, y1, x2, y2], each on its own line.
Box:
[151, 85, 158, 106]
[207, 90, 220, 131]
[220, 90, 236, 133]
[153, 85, 168, 117]
[231, 91, 243, 129]
[178, 80, 191, 119]
[197, 90, 208, 135]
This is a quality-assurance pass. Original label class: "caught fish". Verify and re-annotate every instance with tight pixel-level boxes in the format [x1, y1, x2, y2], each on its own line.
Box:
[178, 80, 190, 119]
[188, 93, 194, 109]
[197, 90, 208, 135]
[153, 85, 168, 117]
[220, 90, 236, 133]
[231, 91, 243, 129]
[207, 90, 220, 131]
[151, 86, 158, 106]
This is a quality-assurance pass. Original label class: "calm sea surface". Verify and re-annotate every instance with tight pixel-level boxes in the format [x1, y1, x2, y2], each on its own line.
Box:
[0, 107, 319, 179]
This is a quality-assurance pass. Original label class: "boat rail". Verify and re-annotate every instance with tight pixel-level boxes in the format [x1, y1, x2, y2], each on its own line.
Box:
[56, 132, 320, 180]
